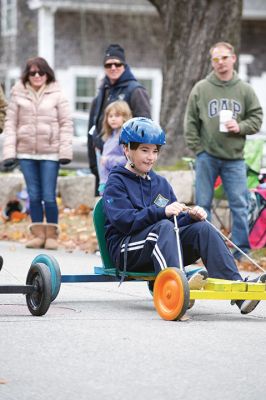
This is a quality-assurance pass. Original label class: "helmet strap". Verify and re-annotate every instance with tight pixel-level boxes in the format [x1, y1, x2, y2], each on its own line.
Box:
[125, 156, 135, 169]
[125, 158, 148, 179]
[127, 143, 135, 168]
[125, 142, 148, 178]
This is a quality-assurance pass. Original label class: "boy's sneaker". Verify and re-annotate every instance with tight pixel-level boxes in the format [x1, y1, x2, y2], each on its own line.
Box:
[235, 273, 266, 314]
[187, 268, 208, 290]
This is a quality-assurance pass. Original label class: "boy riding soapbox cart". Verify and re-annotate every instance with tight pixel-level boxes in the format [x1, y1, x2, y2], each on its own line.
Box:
[1, 198, 266, 321]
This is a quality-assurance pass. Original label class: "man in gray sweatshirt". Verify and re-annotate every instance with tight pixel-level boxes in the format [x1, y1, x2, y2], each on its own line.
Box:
[184, 41, 263, 261]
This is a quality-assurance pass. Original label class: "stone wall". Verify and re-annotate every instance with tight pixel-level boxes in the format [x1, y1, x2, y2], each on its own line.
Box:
[0, 174, 25, 208]
[158, 170, 194, 204]
[0, 171, 230, 230]
[0, 173, 96, 210]
[57, 175, 95, 209]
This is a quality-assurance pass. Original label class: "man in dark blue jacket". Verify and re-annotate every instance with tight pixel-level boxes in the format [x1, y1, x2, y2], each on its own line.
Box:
[88, 44, 151, 195]
[103, 117, 266, 315]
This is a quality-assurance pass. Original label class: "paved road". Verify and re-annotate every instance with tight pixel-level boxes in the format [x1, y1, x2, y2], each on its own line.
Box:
[0, 241, 266, 400]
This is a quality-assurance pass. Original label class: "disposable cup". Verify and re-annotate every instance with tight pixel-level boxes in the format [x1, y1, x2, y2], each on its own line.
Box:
[219, 110, 233, 132]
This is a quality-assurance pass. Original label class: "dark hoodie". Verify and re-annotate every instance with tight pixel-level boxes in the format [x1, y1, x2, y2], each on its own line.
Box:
[103, 166, 192, 266]
[89, 65, 151, 151]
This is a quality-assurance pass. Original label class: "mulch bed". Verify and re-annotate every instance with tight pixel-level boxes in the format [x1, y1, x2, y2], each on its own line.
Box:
[0, 203, 98, 253]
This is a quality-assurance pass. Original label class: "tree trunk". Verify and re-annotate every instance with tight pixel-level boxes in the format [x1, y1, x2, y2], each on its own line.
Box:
[149, 0, 242, 165]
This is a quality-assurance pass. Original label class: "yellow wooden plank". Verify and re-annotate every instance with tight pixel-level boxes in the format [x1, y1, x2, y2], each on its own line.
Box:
[204, 282, 232, 291]
[202, 279, 265, 293]
[231, 282, 247, 292]
[190, 290, 266, 300]
[206, 278, 234, 284]
[205, 278, 246, 292]
[247, 283, 266, 292]
[204, 282, 218, 290]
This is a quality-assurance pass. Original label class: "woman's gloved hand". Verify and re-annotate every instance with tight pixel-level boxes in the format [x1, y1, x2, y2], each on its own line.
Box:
[59, 159, 71, 165]
[3, 158, 17, 168]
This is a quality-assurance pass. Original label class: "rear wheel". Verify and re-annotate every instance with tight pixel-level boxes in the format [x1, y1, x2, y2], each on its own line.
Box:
[26, 263, 52, 316]
[153, 268, 190, 321]
[31, 254, 61, 301]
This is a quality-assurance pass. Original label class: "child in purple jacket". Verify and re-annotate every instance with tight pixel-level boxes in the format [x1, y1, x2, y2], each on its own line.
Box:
[98, 100, 132, 195]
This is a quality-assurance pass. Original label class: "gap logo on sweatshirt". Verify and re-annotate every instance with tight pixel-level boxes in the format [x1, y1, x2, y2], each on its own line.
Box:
[154, 194, 169, 208]
[208, 99, 241, 118]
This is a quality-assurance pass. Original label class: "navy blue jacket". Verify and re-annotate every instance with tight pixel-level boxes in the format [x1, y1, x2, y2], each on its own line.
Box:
[87, 65, 151, 179]
[103, 166, 193, 266]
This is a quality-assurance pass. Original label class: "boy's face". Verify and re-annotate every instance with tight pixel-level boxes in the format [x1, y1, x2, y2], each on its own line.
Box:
[125, 143, 159, 174]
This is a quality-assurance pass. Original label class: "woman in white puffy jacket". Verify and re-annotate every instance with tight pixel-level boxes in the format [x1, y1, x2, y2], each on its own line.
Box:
[3, 57, 73, 250]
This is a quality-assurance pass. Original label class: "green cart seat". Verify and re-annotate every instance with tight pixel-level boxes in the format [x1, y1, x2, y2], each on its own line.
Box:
[92, 198, 156, 280]
[93, 198, 116, 271]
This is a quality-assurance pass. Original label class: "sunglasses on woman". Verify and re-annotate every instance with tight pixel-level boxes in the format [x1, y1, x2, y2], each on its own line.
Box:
[28, 70, 46, 77]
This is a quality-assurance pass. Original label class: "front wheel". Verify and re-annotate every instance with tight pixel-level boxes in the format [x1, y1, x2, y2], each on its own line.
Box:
[153, 268, 190, 321]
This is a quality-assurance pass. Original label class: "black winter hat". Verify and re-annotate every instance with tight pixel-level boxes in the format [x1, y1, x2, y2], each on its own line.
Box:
[103, 44, 126, 64]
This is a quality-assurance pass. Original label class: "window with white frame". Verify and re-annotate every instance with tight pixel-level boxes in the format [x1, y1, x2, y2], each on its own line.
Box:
[75, 76, 97, 112]
[1, 0, 17, 36]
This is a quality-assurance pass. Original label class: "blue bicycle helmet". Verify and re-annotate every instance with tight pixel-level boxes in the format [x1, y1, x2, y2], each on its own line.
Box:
[119, 117, 166, 145]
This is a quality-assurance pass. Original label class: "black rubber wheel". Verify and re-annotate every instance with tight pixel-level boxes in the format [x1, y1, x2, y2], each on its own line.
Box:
[147, 280, 154, 296]
[31, 254, 61, 301]
[0, 255, 3, 272]
[26, 263, 52, 316]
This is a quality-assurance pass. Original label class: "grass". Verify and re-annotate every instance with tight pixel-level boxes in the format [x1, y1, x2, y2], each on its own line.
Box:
[251, 247, 266, 259]
[155, 159, 192, 171]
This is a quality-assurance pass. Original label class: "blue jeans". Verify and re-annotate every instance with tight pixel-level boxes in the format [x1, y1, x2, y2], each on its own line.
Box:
[195, 152, 250, 255]
[19, 159, 59, 223]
